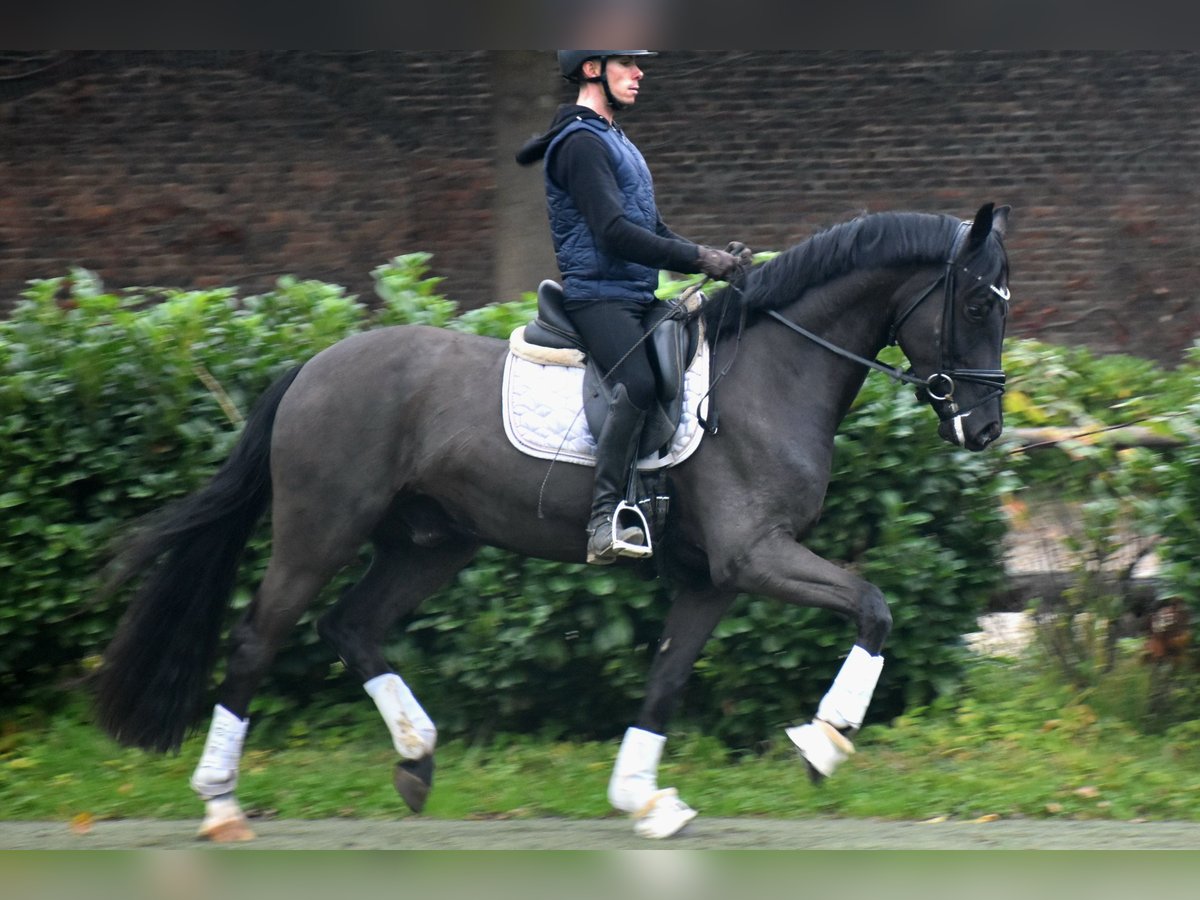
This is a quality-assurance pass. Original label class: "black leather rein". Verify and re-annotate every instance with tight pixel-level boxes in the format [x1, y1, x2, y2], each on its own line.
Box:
[767, 226, 1007, 412]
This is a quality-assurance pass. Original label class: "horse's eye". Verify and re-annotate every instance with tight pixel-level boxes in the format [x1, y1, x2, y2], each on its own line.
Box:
[965, 302, 987, 321]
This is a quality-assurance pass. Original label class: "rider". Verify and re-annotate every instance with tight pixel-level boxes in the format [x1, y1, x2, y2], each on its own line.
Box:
[517, 50, 750, 565]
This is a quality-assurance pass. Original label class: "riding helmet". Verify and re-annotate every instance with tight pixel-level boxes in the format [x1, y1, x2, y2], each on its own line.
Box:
[558, 50, 657, 82]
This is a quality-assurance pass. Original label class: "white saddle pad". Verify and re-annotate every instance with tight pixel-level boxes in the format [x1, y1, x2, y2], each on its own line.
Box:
[501, 326, 710, 470]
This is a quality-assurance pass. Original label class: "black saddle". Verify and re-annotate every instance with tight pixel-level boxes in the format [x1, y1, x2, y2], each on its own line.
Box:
[522, 280, 702, 457]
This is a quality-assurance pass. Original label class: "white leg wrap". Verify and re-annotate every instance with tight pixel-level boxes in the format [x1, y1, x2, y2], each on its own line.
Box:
[608, 727, 696, 839]
[607, 727, 665, 813]
[365, 673, 437, 760]
[815, 645, 884, 731]
[190, 704, 248, 800]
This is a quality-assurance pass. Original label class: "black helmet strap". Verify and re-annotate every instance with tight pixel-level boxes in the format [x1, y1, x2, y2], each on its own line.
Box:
[581, 57, 626, 112]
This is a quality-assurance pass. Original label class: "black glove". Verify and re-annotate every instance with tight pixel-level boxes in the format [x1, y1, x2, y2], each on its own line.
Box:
[725, 241, 754, 267]
[696, 246, 741, 280]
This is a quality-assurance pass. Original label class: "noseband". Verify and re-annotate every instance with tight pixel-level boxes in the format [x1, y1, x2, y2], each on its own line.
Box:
[767, 221, 1007, 424]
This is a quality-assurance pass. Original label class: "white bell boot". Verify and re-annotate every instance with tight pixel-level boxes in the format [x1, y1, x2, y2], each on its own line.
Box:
[786, 719, 857, 778]
[789, 646, 884, 779]
[608, 727, 697, 839]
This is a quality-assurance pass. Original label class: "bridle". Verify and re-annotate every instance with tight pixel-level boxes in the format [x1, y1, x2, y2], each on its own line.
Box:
[766, 220, 1008, 430]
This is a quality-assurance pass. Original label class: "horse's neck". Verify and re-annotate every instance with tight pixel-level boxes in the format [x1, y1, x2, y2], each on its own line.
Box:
[740, 275, 899, 427]
[779, 274, 895, 366]
[811, 274, 897, 355]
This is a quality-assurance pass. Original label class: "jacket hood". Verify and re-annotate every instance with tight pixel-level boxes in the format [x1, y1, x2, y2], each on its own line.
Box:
[515, 105, 607, 167]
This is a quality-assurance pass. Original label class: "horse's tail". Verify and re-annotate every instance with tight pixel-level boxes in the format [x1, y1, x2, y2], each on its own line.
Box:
[93, 365, 304, 753]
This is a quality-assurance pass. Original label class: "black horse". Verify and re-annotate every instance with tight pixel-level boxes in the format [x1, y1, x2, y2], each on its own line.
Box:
[95, 203, 1010, 840]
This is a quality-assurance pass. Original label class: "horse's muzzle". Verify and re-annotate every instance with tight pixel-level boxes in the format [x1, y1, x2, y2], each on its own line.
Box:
[939, 411, 1003, 451]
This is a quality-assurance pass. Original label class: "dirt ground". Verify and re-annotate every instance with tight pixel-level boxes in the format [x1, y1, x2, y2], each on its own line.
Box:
[5, 816, 1200, 850]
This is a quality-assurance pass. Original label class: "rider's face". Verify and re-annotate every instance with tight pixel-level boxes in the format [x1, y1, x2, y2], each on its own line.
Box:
[589, 57, 644, 107]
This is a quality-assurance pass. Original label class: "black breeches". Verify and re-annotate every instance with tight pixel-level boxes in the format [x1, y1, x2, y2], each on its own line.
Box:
[565, 299, 657, 412]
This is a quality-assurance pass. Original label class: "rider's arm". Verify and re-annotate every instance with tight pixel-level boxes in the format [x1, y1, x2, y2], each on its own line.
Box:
[551, 132, 701, 274]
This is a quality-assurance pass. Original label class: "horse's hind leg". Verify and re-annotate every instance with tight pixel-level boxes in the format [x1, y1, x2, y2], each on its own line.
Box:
[191, 553, 349, 842]
[609, 584, 735, 839]
[190, 472, 394, 842]
[317, 533, 479, 813]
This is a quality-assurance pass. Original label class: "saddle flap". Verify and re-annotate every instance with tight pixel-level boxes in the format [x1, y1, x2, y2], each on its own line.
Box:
[583, 313, 704, 459]
[646, 305, 699, 403]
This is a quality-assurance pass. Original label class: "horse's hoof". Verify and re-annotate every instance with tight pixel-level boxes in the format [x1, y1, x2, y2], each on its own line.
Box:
[198, 816, 256, 843]
[803, 759, 826, 786]
[394, 755, 435, 813]
[632, 788, 697, 839]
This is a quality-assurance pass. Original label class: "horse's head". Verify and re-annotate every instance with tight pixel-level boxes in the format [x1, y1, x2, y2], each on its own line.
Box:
[893, 202, 1010, 451]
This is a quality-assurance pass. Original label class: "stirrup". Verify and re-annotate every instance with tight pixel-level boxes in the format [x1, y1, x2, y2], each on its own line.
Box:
[611, 501, 653, 558]
[587, 502, 653, 565]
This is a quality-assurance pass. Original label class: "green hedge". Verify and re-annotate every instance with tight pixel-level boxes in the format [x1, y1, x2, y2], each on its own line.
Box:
[1, 259, 1008, 748]
[997, 339, 1200, 680]
[1126, 347, 1200, 610]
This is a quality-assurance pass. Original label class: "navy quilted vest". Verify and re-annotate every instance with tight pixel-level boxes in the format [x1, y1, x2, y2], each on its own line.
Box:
[545, 117, 659, 302]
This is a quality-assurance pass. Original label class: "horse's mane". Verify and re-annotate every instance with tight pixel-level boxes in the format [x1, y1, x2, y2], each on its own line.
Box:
[702, 211, 963, 337]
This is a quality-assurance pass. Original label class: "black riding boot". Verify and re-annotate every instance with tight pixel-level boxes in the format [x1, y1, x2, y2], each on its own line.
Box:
[586, 384, 649, 565]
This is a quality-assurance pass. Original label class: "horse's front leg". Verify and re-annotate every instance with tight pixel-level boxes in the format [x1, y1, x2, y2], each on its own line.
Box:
[712, 535, 891, 782]
[608, 585, 735, 839]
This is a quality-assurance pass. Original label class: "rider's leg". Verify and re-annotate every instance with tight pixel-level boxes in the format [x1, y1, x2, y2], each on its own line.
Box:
[585, 383, 647, 563]
[565, 299, 658, 564]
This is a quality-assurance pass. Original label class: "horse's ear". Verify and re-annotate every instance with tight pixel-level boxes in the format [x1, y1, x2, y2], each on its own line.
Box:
[991, 204, 1011, 240]
[966, 202, 996, 250]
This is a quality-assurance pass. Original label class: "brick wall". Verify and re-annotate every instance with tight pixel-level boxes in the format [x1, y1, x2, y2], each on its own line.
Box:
[4, 51, 1199, 362]
[0, 51, 494, 309]
[642, 51, 1200, 363]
